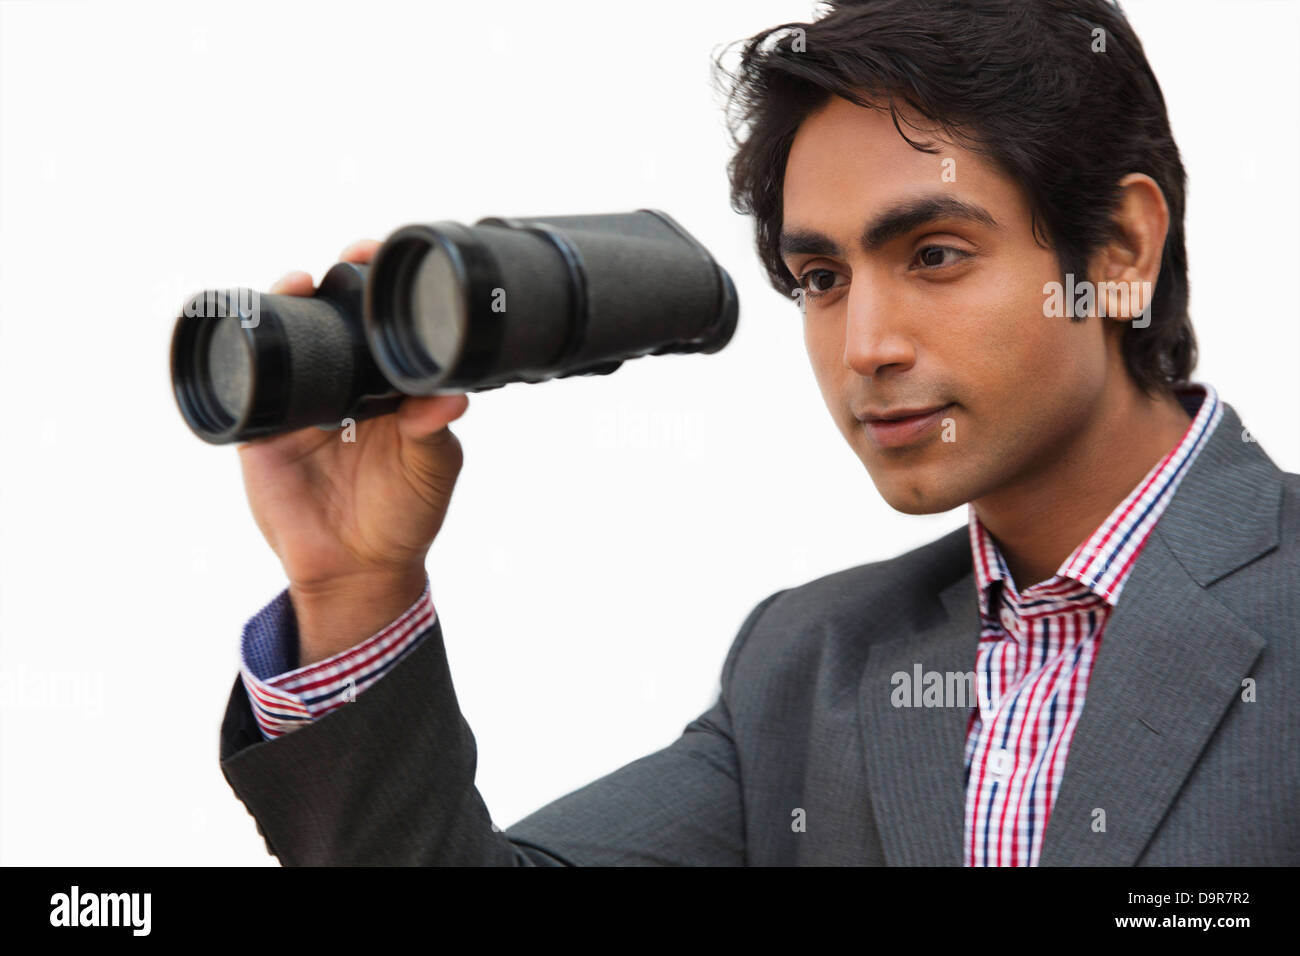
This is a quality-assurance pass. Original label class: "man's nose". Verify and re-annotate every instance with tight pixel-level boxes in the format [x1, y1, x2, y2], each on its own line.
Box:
[842, 282, 916, 378]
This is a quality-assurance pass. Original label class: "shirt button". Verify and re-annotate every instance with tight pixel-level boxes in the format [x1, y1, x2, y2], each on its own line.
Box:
[1000, 607, 1017, 632]
[990, 748, 1012, 779]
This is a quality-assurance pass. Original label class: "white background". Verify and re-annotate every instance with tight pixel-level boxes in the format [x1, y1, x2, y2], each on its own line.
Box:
[1, 0, 1296, 864]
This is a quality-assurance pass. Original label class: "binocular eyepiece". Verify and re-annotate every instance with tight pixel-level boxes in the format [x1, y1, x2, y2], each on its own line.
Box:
[170, 209, 739, 444]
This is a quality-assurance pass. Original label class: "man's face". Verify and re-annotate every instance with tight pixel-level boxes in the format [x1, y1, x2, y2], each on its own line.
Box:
[781, 95, 1110, 514]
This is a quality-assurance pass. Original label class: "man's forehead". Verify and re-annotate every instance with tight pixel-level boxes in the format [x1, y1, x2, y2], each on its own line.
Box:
[782, 98, 1017, 241]
[788, 95, 956, 161]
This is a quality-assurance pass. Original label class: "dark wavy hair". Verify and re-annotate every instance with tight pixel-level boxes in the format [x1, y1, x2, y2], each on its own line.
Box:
[713, 0, 1196, 394]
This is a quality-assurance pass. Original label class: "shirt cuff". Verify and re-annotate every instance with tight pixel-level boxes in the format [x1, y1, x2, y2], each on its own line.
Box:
[238, 578, 436, 740]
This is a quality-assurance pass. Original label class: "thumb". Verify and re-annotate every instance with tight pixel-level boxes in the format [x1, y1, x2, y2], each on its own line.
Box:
[395, 393, 470, 446]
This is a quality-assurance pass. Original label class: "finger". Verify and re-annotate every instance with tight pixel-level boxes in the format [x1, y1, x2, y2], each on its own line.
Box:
[269, 270, 315, 296]
[395, 393, 470, 445]
[339, 239, 381, 265]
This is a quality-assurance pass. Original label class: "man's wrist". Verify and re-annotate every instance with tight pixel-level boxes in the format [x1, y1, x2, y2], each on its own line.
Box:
[290, 567, 429, 666]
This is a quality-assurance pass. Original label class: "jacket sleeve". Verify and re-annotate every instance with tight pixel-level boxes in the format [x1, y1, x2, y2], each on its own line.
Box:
[238, 582, 435, 741]
[218, 589, 785, 866]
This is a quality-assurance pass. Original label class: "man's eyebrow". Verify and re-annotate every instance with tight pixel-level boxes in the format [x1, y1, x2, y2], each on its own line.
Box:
[779, 196, 1000, 260]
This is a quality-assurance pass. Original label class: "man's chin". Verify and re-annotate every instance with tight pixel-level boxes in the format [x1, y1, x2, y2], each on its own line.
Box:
[866, 470, 971, 516]
[883, 494, 967, 516]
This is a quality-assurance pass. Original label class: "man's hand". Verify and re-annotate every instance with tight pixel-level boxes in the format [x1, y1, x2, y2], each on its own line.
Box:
[237, 239, 469, 664]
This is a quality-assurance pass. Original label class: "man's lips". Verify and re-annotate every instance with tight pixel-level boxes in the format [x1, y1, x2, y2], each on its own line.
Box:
[856, 403, 955, 449]
[855, 403, 951, 423]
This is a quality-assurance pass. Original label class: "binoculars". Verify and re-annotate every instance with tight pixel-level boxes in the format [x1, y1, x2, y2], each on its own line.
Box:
[170, 209, 740, 444]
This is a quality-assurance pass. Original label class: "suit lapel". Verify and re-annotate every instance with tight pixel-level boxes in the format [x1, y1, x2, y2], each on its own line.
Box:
[1036, 532, 1266, 864]
[1038, 401, 1280, 865]
[858, 571, 979, 865]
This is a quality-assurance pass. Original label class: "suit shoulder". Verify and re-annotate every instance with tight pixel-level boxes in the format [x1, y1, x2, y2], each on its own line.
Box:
[1283, 470, 1300, 520]
[734, 523, 971, 661]
[782, 522, 968, 609]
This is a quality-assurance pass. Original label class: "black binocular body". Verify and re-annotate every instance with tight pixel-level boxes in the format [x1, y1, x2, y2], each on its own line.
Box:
[170, 209, 739, 444]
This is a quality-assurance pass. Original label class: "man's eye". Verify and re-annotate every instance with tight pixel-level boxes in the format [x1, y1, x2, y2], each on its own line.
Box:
[915, 246, 969, 268]
[798, 268, 841, 298]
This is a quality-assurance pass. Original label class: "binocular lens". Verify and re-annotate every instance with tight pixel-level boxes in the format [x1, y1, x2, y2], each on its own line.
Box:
[410, 242, 467, 373]
[207, 316, 252, 420]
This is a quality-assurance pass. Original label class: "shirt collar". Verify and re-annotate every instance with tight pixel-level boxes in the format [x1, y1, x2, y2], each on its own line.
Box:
[968, 382, 1223, 619]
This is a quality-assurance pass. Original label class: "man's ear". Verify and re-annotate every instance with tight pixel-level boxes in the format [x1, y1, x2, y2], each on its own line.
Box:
[1088, 172, 1169, 324]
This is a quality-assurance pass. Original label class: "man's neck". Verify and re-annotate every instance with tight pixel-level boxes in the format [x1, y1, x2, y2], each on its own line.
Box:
[971, 381, 1194, 591]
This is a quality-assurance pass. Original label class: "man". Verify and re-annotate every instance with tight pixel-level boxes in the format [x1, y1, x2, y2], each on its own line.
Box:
[219, 0, 1299, 865]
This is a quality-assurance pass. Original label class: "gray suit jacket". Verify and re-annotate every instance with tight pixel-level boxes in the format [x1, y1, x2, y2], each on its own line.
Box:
[219, 400, 1299, 865]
